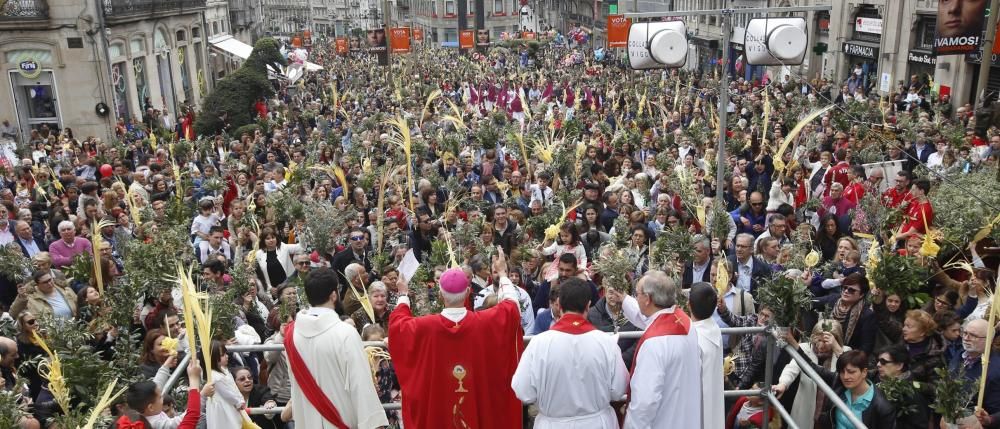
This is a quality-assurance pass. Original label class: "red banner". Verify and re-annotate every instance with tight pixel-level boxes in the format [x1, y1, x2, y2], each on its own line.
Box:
[334, 37, 349, 55]
[413, 28, 424, 42]
[460, 30, 475, 49]
[390, 27, 411, 53]
[607, 15, 631, 48]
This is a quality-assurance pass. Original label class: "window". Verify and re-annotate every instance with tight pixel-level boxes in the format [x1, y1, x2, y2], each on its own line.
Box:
[131, 37, 145, 55]
[176, 30, 186, 42]
[213, 22, 219, 35]
[133, 57, 149, 109]
[111, 62, 130, 121]
[179, 46, 192, 104]
[918, 18, 936, 49]
[108, 42, 125, 59]
[192, 27, 200, 38]
[494, 0, 502, 14]
[445, 0, 454, 15]
[444, 28, 457, 42]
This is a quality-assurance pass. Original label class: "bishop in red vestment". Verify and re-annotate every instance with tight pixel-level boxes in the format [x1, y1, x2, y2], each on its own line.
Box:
[389, 249, 525, 429]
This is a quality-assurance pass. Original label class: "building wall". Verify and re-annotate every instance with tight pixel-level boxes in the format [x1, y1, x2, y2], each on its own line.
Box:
[411, 0, 520, 45]
[0, 0, 209, 142]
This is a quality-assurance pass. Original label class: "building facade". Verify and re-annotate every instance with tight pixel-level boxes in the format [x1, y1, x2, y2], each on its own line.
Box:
[0, 0, 223, 142]
[410, 0, 520, 46]
[827, 0, 975, 106]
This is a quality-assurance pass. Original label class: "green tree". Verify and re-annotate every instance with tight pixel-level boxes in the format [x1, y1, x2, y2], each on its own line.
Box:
[195, 38, 286, 136]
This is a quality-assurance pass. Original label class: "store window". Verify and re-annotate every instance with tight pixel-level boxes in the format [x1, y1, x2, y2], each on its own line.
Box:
[111, 62, 130, 121]
[133, 57, 149, 109]
[917, 17, 936, 50]
[194, 42, 205, 97]
[178, 46, 192, 104]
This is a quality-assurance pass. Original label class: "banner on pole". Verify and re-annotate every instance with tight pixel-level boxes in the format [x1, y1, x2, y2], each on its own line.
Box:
[607, 15, 631, 48]
[390, 27, 412, 53]
[460, 30, 475, 49]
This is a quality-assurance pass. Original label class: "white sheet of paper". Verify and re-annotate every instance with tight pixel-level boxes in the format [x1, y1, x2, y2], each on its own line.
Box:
[398, 249, 420, 282]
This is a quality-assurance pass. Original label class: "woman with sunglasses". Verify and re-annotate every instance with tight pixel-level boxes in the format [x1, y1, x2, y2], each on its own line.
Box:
[900, 309, 947, 386]
[828, 273, 877, 355]
[16, 312, 46, 402]
[806, 349, 896, 429]
[874, 344, 931, 428]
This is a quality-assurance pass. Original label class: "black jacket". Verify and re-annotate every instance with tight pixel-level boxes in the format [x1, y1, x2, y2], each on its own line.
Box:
[806, 352, 896, 429]
[726, 254, 774, 297]
[681, 257, 713, 288]
[247, 384, 287, 429]
[586, 297, 640, 368]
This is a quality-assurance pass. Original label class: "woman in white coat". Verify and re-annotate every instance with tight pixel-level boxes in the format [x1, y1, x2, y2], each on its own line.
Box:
[255, 227, 305, 291]
[205, 340, 245, 428]
[771, 319, 850, 429]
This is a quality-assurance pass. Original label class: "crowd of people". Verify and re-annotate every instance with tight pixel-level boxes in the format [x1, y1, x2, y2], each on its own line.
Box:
[0, 29, 999, 429]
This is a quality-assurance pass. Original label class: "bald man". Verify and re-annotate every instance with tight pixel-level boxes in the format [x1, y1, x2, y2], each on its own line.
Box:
[0, 336, 17, 389]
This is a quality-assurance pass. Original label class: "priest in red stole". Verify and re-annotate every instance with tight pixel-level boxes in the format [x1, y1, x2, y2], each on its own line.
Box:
[620, 271, 703, 429]
[389, 248, 524, 429]
[511, 277, 628, 428]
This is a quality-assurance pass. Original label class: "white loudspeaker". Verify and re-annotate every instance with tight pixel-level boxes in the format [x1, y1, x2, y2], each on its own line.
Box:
[628, 21, 688, 70]
[744, 17, 808, 66]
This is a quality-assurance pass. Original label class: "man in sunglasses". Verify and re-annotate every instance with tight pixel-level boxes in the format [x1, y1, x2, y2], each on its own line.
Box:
[331, 227, 371, 291]
[733, 191, 767, 237]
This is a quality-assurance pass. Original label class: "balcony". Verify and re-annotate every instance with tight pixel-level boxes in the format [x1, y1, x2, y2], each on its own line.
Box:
[103, 0, 206, 21]
[0, 0, 48, 21]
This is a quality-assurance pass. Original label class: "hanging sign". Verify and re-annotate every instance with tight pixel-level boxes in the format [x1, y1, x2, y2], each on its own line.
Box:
[390, 27, 412, 53]
[460, 30, 475, 49]
[18, 58, 41, 79]
[607, 15, 631, 48]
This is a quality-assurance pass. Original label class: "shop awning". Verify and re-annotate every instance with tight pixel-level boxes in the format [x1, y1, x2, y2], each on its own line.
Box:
[209, 35, 324, 78]
[209, 35, 254, 59]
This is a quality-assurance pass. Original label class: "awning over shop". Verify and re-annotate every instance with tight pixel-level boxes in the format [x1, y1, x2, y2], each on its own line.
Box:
[208, 35, 254, 59]
[209, 35, 324, 81]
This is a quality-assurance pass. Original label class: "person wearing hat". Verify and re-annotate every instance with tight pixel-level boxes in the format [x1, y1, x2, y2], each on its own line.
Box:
[389, 247, 524, 429]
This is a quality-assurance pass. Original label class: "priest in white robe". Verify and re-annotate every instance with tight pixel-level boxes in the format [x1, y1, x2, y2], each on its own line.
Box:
[286, 268, 389, 429]
[511, 278, 629, 429]
[621, 271, 702, 429]
[689, 282, 725, 429]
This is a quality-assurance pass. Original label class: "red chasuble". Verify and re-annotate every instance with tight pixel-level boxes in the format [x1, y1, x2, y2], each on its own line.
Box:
[389, 299, 525, 429]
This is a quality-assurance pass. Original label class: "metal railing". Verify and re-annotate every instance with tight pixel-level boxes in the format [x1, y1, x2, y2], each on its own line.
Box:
[0, 0, 48, 19]
[166, 326, 866, 429]
[102, 0, 207, 17]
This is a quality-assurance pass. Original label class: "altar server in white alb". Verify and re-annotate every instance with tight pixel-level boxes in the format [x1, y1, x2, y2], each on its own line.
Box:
[689, 282, 725, 429]
[285, 268, 389, 429]
[511, 277, 629, 429]
[621, 271, 702, 429]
